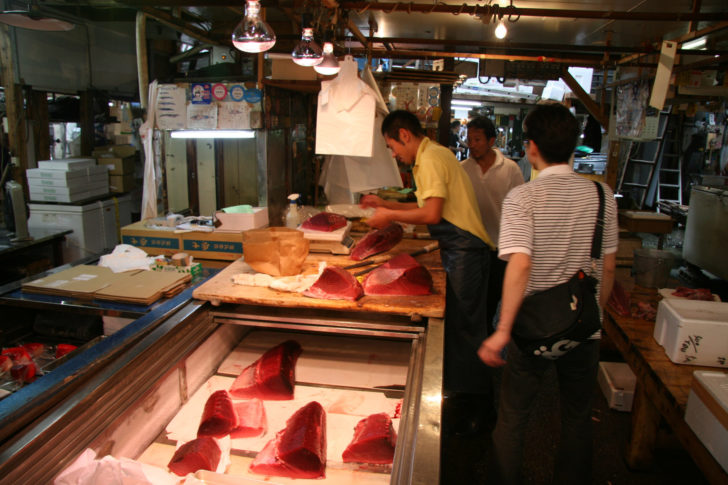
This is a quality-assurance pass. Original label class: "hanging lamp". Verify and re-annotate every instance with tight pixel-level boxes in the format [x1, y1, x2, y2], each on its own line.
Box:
[291, 14, 323, 67]
[313, 41, 340, 75]
[232, 0, 276, 54]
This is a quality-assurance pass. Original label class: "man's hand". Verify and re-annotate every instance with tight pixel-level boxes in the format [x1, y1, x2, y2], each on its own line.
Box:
[477, 328, 510, 367]
[364, 208, 391, 229]
[359, 194, 385, 208]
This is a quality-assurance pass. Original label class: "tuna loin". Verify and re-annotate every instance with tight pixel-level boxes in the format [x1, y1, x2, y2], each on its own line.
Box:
[167, 436, 221, 476]
[342, 412, 397, 464]
[229, 340, 302, 400]
[350, 223, 404, 261]
[230, 399, 267, 438]
[197, 390, 237, 438]
[303, 266, 363, 301]
[362, 253, 432, 296]
[301, 212, 347, 232]
[250, 401, 327, 479]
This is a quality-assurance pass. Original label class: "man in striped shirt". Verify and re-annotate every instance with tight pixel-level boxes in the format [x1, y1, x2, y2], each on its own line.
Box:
[478, 104, 618, 485]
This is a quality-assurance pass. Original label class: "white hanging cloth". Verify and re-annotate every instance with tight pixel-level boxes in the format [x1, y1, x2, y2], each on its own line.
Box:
[140, 80, 159, 221]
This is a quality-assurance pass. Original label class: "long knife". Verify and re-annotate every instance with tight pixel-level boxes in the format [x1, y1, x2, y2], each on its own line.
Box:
[353, 241, 439, 277]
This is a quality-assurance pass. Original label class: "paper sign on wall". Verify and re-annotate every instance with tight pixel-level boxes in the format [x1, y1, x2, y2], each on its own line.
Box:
[156, 84, 186, 130]
[187, 103, 217, 129]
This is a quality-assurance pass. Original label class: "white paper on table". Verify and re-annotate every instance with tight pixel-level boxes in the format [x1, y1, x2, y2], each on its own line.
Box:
[187, 103, 218, 130]
[54, 448, 178, 485]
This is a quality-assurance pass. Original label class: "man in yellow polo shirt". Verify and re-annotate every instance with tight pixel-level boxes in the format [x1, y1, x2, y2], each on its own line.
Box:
[361, 110, 496, 438]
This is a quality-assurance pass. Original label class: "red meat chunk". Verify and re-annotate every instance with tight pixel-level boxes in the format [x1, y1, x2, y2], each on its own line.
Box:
[11, 363, 36, 384]
[2, 347, 32, 365]
[197, 390, 238, 438]
[229, 340, 302, 400]
[350, 223, 403, 261]
[0, 355, 12, 373]
[22, 343, 46, 358]
[167, 436, 221, 476]
[301, 212, 347, 232]
[55, 344, 78, 359]
[230, 399, 267, 438]
[362, 253, 432, 296]
[303, 266, 363, 301]
[250, 401, 326, 479]
[342, 412, 397, 464]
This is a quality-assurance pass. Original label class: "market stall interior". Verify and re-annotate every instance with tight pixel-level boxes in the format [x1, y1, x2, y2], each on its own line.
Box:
[0, 0, 727, 484]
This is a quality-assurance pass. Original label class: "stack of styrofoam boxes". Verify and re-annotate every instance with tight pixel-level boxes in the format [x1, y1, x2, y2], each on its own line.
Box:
[653, 298, 728, 368]
[27, 158, 109, 203]
[685, 371, 728, 473]
[106, 102, 134, 145]
[597, 362, 637, 411]
[92, 145, 137, 194]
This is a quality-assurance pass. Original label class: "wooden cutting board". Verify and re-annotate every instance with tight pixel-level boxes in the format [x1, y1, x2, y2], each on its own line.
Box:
[192, 239, 446, 319]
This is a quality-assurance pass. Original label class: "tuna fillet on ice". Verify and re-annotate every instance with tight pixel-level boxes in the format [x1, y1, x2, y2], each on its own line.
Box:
[350, 223, 404, 261]
[301, 212, 347, 232]
[303, 266, 363, 301]
[362, 253, 432, 296]
[167, 436, 221, 476]
[342, 412, 397, 464]
[229, 340, 302, 400]
[197, 390, 237, 438]
[250, 401, 327, 479]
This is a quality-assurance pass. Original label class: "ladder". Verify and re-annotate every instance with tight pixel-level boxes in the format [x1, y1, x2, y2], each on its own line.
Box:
[656, 114, 683, 205]
[616, 110, 670, 209]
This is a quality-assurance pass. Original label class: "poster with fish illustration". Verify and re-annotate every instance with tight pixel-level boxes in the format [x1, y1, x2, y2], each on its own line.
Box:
[187, 103, 218, 129]
[155, 84, 186, 130]
[190, 83, 212, 104]
[218, 102, 252, 129]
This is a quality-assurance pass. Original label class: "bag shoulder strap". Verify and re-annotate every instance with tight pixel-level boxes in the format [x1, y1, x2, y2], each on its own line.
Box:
[591, 181, 606, 259]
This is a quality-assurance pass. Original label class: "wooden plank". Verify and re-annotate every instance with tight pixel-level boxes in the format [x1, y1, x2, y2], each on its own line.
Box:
[193, 239, 446, 319]
[164, 131, 190, 213]
[197, 138, 217, 216]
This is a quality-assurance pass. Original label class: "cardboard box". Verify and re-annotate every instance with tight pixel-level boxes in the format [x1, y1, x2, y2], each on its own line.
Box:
[654, 299, 728, 368]
[121, 221, 181, 256]
[271, 57, 318, 81]
[685, 371, 728, 473]
[616, 232, 642, 265]
[215, 207, 269, 232]
[109, 174, 136, 193]
[597, 362, 636, 411]
[93, 145, 137, 175]
[98, 157, 135, 175]
[180, 230, 243, 261]
[27, 165, 108, 184]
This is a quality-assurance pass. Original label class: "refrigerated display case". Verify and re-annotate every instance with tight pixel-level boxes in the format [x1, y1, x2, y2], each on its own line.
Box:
[0, 299, 443, 484]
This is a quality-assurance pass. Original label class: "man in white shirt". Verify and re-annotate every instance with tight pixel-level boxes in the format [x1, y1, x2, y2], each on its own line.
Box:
[461, 116, 524, 329]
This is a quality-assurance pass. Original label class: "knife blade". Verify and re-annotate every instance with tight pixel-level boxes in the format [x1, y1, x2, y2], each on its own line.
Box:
[353, 242, 439, 277]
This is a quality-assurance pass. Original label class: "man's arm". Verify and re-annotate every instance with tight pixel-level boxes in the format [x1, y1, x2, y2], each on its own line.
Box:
[600, 252, 616, 308]
[364, 197, 443, 228]
[477, 252, 531, 367]
[360, 194, 418, 211]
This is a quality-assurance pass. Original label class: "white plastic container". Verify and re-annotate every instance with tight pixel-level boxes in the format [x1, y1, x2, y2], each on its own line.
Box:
[284, 193, 301, 228]
[597, 362, 636, 411]
[653, 298, 728, 368]
[28, 194, 132, 263]
[685, 371, 728, 473]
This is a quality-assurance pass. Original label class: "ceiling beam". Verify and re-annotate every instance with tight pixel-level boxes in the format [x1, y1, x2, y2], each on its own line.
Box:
[141, 6, 222, 46]
[561, 66, 607, 129]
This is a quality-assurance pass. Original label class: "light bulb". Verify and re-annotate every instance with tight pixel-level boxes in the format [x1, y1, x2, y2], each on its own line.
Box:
[494, 20, 507, 39]
[313, 42, 340, 75]
[232, 0, 276, 53]
[292, 27, 323, 66]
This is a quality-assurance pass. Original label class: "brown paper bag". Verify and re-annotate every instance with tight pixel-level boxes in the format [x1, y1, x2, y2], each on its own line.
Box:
[242, 227, 310, 276]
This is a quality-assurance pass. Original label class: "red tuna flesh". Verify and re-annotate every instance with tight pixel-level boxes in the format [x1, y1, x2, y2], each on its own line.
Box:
[11, 363, 36, 384]
[22, 343, 46, 358]
[168, 436, 221, 476]
[0, 355, 12, 373]
[229, 340, 302, 400]
[2, 347, 32, 365]
[250, 401, 326, 479]
[342, 412, 397, 464]
[55, 344, 77, 359]
[350, 223, 404, 261]
[362, 253, 432, 296]
[301, 212, 347, 232]
[303, 266, 363, 301]
[198, 390, 238, 438]
[230, 399, 267, 438]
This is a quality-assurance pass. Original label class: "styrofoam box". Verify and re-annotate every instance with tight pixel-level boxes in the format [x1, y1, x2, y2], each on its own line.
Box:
[214, 207, 268, 232]
[37, 158, 96, 170]
[654, 299, 728, 368]
[598, 362, 636, 411]
[658, 288, 721, 302]
[29, 184, 110, 203]
[685, 371, 728, 473]
[28, 194, 132, 263]
[27, 165, 108, 185]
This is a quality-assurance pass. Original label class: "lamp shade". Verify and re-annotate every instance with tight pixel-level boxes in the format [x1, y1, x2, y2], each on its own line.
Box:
[313, 42, 340, 75]
[292, 27, 323, 66]
[232, 0, 276, 53]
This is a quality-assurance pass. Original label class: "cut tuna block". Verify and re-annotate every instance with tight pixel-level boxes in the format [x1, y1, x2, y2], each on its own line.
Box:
[301, 212, 347, 232]
[342, 412, 397, 464]
[55, 344, 78, 359]
[168, 436, 221, 476]
[0, 355, 12, 374]
[230, 399, 267, 438]
[230, 340, 302, 400]
[350, 223, 404, 261]
[10, 363, 37, 384]
[198, 390, 238, 438]
[303, 266, 363, 301]
[250, 401, 326, 479]
[22, 343, 46, 358]
[2, 347, 32, 365]
[362, 253, 432, 296]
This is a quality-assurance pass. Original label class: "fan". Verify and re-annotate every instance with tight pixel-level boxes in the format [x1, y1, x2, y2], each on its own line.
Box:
[0, 0, 74, 31]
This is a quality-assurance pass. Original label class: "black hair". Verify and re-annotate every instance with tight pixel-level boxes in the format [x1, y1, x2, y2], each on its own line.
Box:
[381, 110, 425, 142]
[523, 103, 579, 164]
[450, 120, 461, 130]
[467, 116, 496, 140]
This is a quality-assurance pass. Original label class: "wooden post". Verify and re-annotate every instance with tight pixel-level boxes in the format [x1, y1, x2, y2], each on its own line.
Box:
[625, 381, 660, 469]
[136, 11, 149, 109]
[605, 139, 621, 190]
[79, 91, 94, 156]
[0, 25, 27, 185]
[28, 90, 50, 162]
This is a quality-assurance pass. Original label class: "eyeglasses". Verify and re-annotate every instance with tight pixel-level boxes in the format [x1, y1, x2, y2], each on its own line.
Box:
[522, 139, 530, 148]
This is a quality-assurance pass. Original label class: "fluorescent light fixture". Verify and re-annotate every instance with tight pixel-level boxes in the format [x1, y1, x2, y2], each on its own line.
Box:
[170, 130, 256, 139]
[452, 99, 483, 107]
[682, 37, 706, 50]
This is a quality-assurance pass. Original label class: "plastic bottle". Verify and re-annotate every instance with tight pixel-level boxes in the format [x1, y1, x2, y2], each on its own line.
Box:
[284, 193, 301, 228]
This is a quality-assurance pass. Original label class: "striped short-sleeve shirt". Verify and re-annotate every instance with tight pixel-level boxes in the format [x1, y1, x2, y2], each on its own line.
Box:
[498, 164, 619, 305]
